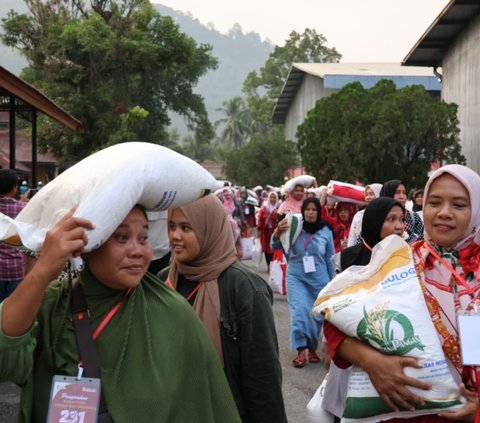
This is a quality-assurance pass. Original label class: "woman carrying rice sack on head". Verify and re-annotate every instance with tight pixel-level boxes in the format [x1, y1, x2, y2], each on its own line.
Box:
[278, 184, 305, 216]
[160, 194, 287, 423]
[0, 206, 241, 423]
[324, 164, 480, 422]
[273, 198, 335, 368]
[347, 183, 383, 248]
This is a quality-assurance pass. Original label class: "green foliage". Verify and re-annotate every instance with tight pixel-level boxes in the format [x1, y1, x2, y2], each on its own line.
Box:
[215, 96, 251, 148]
[225, 126, 297, 187]
[297, 80, 465, 187]
[1, 0, 217, 162]
[243, 28, 341, 127]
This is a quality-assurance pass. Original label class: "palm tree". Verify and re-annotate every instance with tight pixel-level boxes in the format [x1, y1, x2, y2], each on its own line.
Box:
[215, 97, 252, 148]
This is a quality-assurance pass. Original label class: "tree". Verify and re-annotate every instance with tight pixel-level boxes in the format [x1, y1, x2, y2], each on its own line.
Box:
[243, 28, 341, 128]
[225, 126, 297, 187]
[215, 96, 251, 148]
[1, 0, 217, 161]
[296, 80, 465, 187]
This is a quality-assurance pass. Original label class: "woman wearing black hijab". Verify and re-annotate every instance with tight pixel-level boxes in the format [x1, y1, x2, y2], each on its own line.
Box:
[321, 197, 405, 421]
[379, 180, 423, 244]
[340, 197, 405, 270]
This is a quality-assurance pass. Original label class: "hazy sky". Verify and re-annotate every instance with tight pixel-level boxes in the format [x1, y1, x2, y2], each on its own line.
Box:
[152, 0, 449, 63]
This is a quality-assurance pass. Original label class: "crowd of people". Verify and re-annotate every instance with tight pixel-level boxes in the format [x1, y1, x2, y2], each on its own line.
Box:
[0, 162, 479, 422]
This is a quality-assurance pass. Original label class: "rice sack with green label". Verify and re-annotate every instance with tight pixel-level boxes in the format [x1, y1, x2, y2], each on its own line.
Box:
[312, 235, 464, 422]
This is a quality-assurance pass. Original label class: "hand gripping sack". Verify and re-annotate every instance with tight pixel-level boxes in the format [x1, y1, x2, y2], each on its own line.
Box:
[312, 235, 464, 422]
[0, 142, 222, 260]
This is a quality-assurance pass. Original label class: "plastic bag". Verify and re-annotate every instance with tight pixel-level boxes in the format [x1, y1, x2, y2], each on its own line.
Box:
[269, 250, 286, 295]
[307, 374, 335, 423]
[251, 238, 262, 268]
[241, 237, 254, 260]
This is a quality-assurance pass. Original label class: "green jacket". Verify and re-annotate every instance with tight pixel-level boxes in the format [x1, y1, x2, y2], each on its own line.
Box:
[160, 261, 287, 423]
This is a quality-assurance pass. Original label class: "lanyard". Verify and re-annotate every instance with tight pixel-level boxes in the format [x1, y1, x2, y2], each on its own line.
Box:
[425, 243, 474, 297]
[92, 289, 132, 340]
[165, 277, 204, 302]
[186, 281, 205, 302]
[362, 238, 373, 251]
[302, 232, 315, 253]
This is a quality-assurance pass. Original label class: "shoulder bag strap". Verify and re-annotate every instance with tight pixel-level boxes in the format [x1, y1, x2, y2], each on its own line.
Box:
[70, 279, 109, 415]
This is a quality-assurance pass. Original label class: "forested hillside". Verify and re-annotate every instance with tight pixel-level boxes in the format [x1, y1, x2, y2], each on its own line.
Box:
[0, 1, 273, 135]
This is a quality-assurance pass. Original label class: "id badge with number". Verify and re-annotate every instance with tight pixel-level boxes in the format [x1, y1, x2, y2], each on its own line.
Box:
[47, 375, 101, 423]
[303, 255, 316, 273]
[457, 312, 480, 365]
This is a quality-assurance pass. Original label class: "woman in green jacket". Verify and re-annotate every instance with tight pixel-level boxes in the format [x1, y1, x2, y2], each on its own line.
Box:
[162, 194, 287, 423]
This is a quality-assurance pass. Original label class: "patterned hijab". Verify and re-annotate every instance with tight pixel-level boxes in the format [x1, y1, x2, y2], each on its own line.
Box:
[413, 164, 480, 379]
[167, 194, 238, 364]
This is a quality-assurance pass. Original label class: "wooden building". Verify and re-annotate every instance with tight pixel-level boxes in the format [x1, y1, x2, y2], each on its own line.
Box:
[0, 65, 81, 186]
[403, 0, 480, 173]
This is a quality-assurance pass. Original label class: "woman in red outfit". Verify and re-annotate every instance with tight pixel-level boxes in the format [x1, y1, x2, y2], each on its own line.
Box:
[324, 164, 480, 422]
[257, 191, 281, 266]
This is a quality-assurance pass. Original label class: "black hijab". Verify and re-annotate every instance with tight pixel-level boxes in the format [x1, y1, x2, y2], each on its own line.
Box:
[301, 197, 327, 234]
[379, 179, 403, 199]
[340, 197, 403, 270]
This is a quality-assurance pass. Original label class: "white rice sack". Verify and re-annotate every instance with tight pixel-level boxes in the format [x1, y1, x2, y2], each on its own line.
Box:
[312, 235, 463, 422]
[284, 175, 315, 192]
[0, 142, 222, 254]
[326, 180, 365, 206]
[279, 213, 303, 254]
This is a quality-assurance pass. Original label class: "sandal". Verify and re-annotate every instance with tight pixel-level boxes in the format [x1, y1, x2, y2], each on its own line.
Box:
[292, 350, 306, 368]
[308, 349, 321, 363]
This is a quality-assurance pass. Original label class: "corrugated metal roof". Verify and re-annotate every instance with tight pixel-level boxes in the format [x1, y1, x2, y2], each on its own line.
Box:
[403, 0, 480, 67]
[272, 63, 439, 124]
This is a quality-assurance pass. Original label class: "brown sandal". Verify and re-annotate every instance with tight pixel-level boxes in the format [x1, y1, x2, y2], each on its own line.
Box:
[292, 350, 306, 368]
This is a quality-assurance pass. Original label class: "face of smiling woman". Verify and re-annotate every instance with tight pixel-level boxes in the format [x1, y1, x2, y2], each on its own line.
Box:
[85, 207, 153, 290]
[168, 208, 201, 263]
[423, 174, 471, 249]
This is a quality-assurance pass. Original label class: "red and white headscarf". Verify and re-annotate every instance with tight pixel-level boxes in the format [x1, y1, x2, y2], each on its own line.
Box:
[413, 164, 480, 382]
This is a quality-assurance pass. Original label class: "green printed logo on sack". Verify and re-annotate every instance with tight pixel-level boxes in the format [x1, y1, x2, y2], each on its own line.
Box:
[357, 302, 425, 355]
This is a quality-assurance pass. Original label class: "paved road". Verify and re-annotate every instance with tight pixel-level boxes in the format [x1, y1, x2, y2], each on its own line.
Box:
[0, 258, 326, 422]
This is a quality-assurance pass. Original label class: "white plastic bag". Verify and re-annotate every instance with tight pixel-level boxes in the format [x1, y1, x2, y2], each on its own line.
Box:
[241, 238, 254, 260]
[307, 374, 335, 423]
[269, 252, 286, 295]
[0, 142, 222, 255]
[251, 238, 262, 267]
